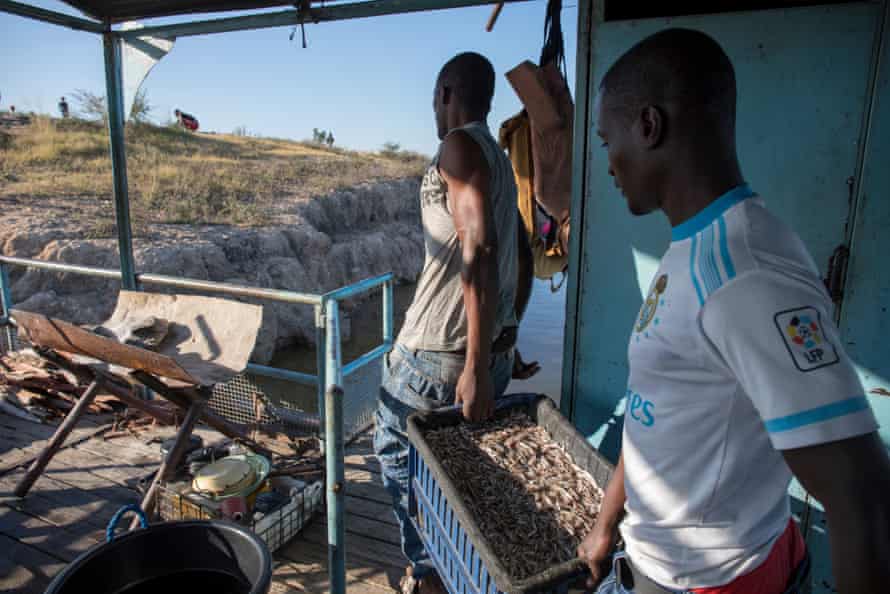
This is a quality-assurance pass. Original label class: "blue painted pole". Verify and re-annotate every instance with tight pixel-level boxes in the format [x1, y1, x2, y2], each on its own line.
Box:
[324, 300, 346, 594]
[383, 278, 394, 345]
[560, 0, 595, 420]
[246, 363, 317, 387]
[316, 304, 327, 441]
[0, 260, 13, 350]
[102, 33, 138, 291]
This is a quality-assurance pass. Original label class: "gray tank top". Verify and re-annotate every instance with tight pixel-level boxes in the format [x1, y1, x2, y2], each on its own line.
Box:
[398, 122, 518, 352]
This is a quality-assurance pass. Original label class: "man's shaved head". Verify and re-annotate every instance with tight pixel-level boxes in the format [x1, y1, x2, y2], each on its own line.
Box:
[601, 28, 736, 133]
[438, 52, 496, 115]
[595, 29, 743, 218]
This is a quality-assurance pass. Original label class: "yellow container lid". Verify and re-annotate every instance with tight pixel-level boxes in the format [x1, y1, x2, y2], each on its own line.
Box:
[192, 458, 255, 495]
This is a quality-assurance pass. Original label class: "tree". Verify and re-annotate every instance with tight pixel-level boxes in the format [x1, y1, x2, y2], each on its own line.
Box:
[72, 89, 106, 122]
[381, 141, 401, 156]
[71, 87, 153, 123]
[130, 88, 153, 123]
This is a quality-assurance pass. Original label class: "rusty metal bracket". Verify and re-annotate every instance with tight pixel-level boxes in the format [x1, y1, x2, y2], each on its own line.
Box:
[824, 244, 850, 305]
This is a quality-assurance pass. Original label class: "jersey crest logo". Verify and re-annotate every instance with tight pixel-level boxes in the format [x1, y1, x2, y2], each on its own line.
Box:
[636, 274, 668, 333]
[774, 307, 840, 372]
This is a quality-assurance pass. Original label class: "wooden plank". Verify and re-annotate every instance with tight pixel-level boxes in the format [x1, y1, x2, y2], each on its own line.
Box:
[11, 310, 197, 384]
[344, 452, 381, 475]
[0, 414, 58, 441]
[344, 494, 397, 526]
[343, 468, 390, 505]
[274, 543, 400, 594]
[39, 452, 143, 505]
[0, 412, 107, 447]
[0, 470, 132, 532]
[0, 532, 65, 593]
[0, 506, 102, 563]
[55, 446, 154, 491]
[300, 521, 405, 570]
[0, 423, 113, 479]
[335, 511, 400, 547]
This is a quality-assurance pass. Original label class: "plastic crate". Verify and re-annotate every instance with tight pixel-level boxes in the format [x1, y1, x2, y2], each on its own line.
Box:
[158, 476, 323, 553]
[407, 394, 614, 594]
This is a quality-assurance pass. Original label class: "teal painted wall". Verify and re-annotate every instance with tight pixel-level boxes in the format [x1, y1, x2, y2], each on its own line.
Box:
[565, 2, 890, 591]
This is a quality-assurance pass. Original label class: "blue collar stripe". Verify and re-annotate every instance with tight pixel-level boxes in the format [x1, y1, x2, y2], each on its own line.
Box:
[671, 184, 755, 242]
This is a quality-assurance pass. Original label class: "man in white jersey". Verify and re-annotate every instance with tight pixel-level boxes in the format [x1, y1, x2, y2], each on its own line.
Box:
[577, 29, 890, 594]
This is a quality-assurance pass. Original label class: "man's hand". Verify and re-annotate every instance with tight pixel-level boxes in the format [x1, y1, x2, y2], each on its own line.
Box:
[512, 349, 541, 380]
[456, 364, 495, 423]
[578, 451, 626, 589]
[578, 526, 617, 590]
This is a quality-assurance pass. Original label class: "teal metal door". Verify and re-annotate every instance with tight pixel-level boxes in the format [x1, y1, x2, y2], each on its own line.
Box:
[564, 4, 885, 591]
[567, 1, 881, 456]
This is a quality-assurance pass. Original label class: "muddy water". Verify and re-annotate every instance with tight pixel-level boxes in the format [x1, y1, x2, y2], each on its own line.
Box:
[265, 279, 566, 411]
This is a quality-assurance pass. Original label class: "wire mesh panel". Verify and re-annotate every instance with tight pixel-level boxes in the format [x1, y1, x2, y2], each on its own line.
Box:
[342, 358, 383, 443]
[209, 372, 283, 427]
[207, 358, 384, 443]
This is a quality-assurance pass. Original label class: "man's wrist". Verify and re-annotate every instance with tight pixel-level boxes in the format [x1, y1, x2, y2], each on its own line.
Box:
[463, 354, 490, 373]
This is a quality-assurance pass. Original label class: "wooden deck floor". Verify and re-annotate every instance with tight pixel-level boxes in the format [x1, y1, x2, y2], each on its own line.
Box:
[0, 410, 404, 594]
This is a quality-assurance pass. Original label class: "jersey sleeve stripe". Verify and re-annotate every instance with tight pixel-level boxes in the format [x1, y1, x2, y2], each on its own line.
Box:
[763, 396, 871, 433]
[717, 215, 736, 280]
[690, 235, 705, 306]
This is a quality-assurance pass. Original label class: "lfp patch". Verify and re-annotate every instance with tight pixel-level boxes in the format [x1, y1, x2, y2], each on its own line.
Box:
[773, 307, 839, 372]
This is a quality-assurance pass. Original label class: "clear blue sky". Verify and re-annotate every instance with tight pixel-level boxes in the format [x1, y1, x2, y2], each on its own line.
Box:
[1, 1, 577, 155]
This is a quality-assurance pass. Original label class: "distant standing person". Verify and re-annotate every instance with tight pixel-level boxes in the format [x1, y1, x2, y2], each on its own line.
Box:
[58, 97, 69, 118]
[326, 131, 334, 147]
[174, 108, 199, 131]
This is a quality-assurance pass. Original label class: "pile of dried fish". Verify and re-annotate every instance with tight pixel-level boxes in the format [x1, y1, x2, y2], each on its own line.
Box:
[425, 412, 603, 582]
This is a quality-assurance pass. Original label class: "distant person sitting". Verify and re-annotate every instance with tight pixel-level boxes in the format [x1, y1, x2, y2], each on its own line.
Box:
[174, 108, 199, 132]
[58, 97, 69, 118]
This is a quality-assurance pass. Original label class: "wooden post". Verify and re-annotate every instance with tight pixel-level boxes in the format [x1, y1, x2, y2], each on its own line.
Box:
[133, 399, 205, 528]
[14, 379, 103, 497]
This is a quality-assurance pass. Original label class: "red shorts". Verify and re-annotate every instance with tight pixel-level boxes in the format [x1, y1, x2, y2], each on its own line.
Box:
[691, 520, 806, 594]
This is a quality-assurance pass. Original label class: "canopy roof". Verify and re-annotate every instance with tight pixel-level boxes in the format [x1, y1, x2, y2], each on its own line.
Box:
[61, 0, 296, 22]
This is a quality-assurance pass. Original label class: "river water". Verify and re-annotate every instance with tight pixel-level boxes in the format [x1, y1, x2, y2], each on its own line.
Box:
[267, 278, 566, 410]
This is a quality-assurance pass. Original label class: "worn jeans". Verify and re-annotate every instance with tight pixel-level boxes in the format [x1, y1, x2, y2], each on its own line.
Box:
[595, 551, 811, 594]
[373, 343, 514, 577]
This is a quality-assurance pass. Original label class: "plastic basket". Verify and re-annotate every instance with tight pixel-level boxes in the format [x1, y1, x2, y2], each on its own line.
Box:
[406, 394, 614, 594]
[158, 476, 323, 553]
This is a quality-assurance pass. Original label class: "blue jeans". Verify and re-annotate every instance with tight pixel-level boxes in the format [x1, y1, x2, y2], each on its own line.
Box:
[373, 343, 514, 577]
[595, 551, 811, 594]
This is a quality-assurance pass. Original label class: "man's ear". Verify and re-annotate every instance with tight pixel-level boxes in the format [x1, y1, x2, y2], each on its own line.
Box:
[638, 105, 665, 149]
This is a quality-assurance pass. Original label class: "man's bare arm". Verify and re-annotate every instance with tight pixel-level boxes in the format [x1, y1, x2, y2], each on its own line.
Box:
[579, 451, 626, 587]
[439, 130, 497, 422]
[783, 432, 890, 593]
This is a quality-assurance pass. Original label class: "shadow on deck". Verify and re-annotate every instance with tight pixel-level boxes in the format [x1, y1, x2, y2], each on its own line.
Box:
[0, 411, 403, 594]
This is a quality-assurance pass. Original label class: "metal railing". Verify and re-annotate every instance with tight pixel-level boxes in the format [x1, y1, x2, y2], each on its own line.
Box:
[0, 254, 394, 593]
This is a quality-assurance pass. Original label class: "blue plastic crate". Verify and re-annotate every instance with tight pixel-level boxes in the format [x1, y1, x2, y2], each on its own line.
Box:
[407, 395, 614, 594]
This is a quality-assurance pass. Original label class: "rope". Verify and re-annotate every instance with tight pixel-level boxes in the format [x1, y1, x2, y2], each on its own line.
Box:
[539, 0, 566, 75]
[106, 504, 148, 541]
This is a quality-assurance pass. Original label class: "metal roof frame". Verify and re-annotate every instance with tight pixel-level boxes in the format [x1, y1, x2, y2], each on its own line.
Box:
[1, 2, 559, 591]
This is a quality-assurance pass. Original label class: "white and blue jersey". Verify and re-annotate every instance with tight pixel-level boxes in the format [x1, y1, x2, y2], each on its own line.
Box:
[620, 185, 878, 589]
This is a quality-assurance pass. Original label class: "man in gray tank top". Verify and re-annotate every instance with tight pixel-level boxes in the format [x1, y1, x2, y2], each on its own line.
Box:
[374, 52, 519, 594]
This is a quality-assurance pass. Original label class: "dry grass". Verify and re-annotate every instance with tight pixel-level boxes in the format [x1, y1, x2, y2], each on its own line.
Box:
[0, 116, 427, 227]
